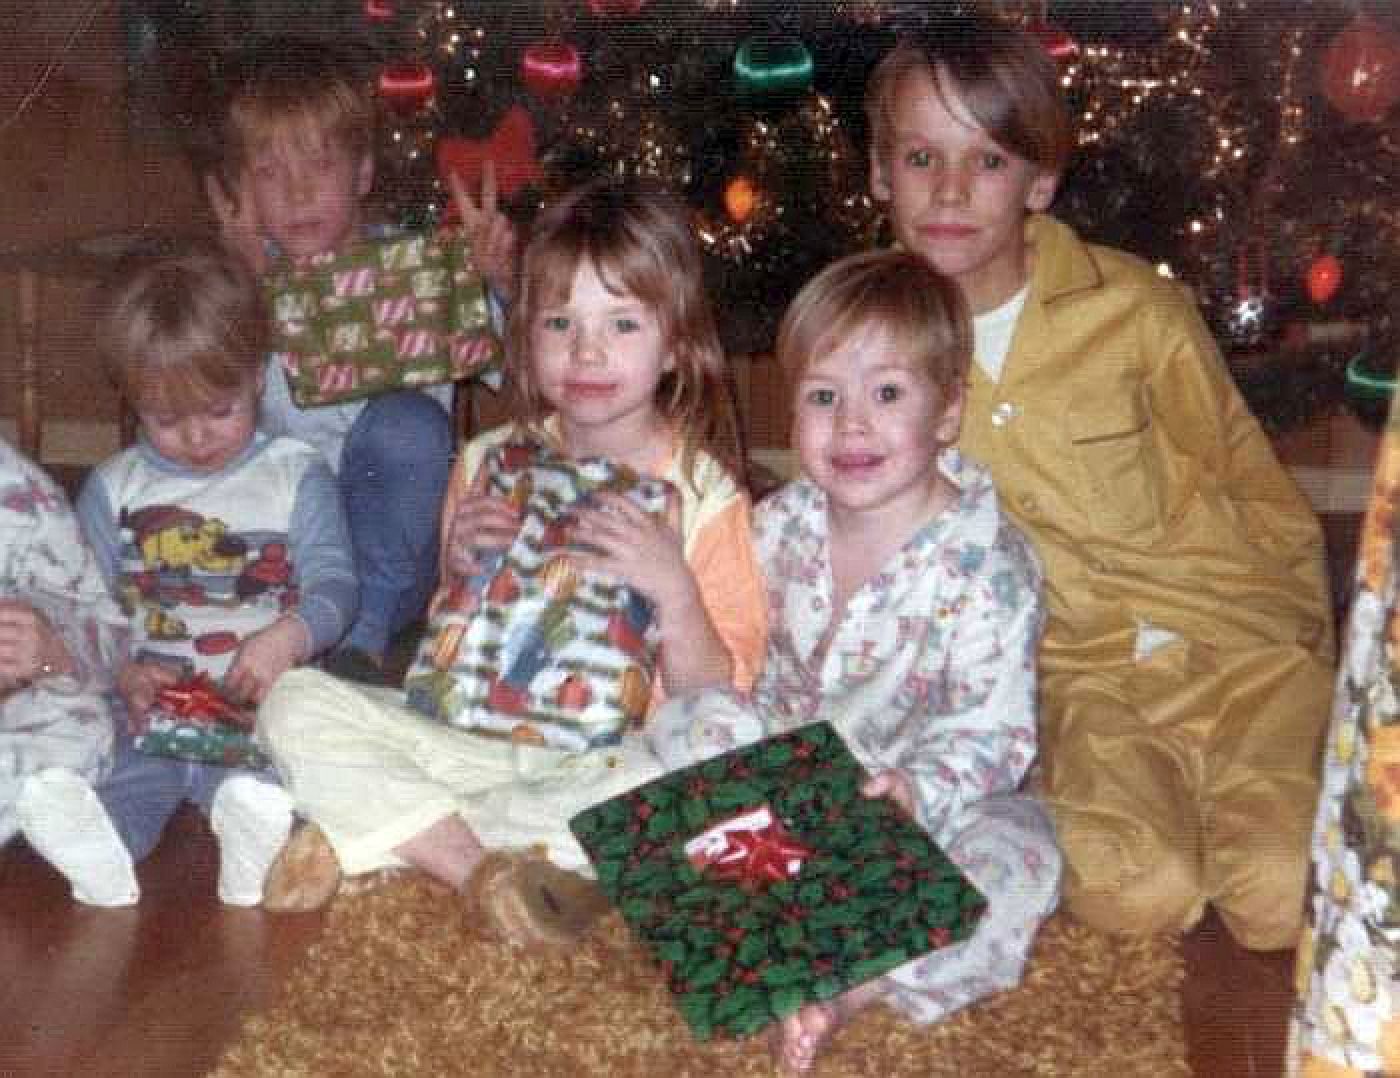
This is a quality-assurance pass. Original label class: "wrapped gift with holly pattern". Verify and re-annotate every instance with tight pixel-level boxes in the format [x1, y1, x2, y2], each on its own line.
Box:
[569, 720, 986, 1041]
[131, 672, 269, 769]
[403, 442, 678, 751]
[265, 228, 500, 407]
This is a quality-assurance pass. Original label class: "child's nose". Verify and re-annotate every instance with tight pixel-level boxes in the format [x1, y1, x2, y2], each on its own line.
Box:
[183, 420, 210, 451]
[285, 169, 315, 205]
[934, 164, 972, 205]
[836, 398, 870, 432]
[571, 325, 604, 363]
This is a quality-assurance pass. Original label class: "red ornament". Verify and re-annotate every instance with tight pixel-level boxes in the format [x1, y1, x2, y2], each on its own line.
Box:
[377, 61, 436, 112]
[436, 106, 542, 203]
[1306, 254, 1344, 305]
[364, 0, 393, 20]
[586, 0, 646, 14]
[1028, 19, 1078, 66]
[1320, 15, 1400, 124]
[521, 41, 584, 100]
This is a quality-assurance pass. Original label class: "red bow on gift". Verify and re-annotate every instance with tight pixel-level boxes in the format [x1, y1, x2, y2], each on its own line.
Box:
[708, 822, 813, 886]
[154, 673, 254, 731]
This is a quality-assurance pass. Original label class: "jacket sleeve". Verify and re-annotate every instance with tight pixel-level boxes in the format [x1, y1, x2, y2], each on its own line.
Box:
[1138, 279, 1335, 657]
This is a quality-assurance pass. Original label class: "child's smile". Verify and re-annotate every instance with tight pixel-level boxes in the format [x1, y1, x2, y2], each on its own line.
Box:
[794, 322, 961, 529]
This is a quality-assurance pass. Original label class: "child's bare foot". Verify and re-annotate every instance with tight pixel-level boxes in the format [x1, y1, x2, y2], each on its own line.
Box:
[773, 1001, 841, 1074]
[771, 979, 885, 1074]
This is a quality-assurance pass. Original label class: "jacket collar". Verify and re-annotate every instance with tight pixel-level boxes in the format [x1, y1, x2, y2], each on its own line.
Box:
[1027, 213, 1103, 306]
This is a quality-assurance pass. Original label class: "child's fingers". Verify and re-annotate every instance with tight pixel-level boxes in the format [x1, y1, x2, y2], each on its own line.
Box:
[481, 159, 498, 218]
[449, 163, 499, 232]
[448, 170, 478, 228]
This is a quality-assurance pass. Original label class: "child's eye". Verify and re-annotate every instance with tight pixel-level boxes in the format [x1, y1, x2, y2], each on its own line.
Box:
[805, 387, 837, 407]
[904, 148, 931, 168]
[979, 151, 1007, 171]
[876, 383, 903, 403]
[541, 314, 571, 332]
[613, 316, 641, 333]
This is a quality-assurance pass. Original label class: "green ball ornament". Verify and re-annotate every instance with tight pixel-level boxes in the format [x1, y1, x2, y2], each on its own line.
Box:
[1345, 345, 1397, 431]
[733, 37, 814, 100]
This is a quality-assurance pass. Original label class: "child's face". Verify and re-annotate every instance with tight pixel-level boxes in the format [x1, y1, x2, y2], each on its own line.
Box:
[137, 375, 262, 475]
[871, 65, 1058, 315]
[246, 128, 372, 259]
[794, 322, 962, 526]
[530, 258, 673, 456]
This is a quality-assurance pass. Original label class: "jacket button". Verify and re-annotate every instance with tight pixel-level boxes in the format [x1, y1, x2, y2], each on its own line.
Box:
[991, 401, 1018, 427]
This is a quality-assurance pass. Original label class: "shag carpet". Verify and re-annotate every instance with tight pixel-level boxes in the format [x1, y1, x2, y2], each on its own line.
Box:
[210, 877, 1189, 1077]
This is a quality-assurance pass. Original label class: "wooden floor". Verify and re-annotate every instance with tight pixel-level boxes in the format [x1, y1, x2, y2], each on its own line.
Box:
[1, 804, 1295, 1078]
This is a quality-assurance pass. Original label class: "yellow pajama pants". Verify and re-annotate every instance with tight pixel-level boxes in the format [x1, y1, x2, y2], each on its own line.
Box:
[1041, 636, 1332, 950]
[256, 668, 663, 876]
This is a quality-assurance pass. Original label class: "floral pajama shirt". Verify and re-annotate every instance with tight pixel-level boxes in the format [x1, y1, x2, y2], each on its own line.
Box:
[0, 439, 128, 845]
[651, 449, 1062, 1024]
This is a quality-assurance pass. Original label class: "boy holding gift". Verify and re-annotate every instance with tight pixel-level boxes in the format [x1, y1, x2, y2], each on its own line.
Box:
[650, 249, 1060, 1073]
[76, 244, 357, 905]
[198, 36, 513, 682]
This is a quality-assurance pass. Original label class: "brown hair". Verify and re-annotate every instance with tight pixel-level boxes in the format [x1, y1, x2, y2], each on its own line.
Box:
[96, 242, 267, 416]
[220, 37, 374, 187]
[866, 16, 1073, 176]
[776, 248, 970, 404]
[507, 177, 741, 481]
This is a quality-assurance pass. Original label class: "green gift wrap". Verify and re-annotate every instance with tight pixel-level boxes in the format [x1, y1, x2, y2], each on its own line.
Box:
[266, 229, 501, 407]
[569, 721, 986, 1040]
[131, 673, 269, 769]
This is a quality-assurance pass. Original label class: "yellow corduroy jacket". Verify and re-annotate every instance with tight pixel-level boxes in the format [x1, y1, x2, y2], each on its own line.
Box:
[958, 214, 1335, 679]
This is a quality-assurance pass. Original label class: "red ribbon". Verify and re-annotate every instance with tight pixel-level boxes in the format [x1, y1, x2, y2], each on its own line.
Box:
[154, 673, 253, 731]
[708, 822, 813, 885]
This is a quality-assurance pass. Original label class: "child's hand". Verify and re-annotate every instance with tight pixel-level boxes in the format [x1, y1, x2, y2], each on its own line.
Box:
[448, 162, 518, 302]
[0, 599, 72, 691]
[445, 493, 521, 580]
[862, 769, 917, 819]
[205, 171, 269, 276]
[568, 492, 697, 613]
[117, 660, 180, 724]
[224, 615, 311, 706]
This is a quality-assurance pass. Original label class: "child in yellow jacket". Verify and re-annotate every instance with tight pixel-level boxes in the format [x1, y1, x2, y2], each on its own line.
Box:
[865, 13, 1334, 950]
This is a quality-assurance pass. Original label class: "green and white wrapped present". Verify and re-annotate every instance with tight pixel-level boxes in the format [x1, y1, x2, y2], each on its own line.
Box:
[266, 229, 500, 407]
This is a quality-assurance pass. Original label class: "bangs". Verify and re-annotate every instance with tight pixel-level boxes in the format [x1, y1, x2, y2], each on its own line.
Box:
[132, 350, 250, 418]
[530, 235, 669, 326]
[231, 82, 369, 165]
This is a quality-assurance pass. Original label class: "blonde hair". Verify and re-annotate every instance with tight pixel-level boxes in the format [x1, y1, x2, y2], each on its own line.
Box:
[222, 37, 374, 184]
[866, 16, 1073, 177]
[776, 249, 970, 404]
[97, 242, 267, 416]
[507, 177, 741, 480]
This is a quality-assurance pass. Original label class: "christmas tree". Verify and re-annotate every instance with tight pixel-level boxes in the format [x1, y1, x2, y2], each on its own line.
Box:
[138, 0, 1400, 430]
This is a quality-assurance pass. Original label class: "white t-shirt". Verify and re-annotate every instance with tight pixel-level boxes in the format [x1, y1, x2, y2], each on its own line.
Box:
[972, 285, 1029, 383]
